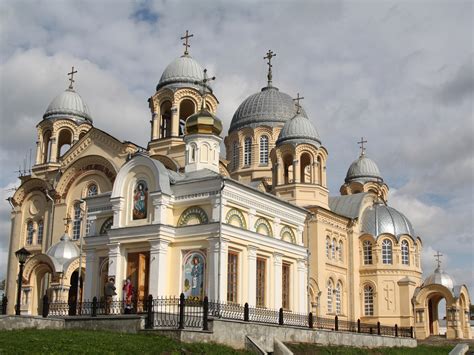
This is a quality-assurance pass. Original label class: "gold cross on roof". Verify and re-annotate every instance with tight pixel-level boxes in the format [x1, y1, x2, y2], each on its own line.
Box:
[67, 66, 77, 89]
[181, 30, 194, 56]
[293, 93, 305, 113]
[357, 137, 367, 156]
[263, 49, 276, 87]
[434, 251, 443, 268]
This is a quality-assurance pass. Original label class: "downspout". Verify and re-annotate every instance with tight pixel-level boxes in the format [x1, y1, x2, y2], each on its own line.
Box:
[305, 212, 315, 313]
[45, 190, 55, 297]
[348, 218, 355, 321]
[217, 178, 225, 303]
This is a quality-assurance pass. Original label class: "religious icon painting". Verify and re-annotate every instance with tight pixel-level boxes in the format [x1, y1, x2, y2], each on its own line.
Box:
[132, 180, 148, 220]
[182, 250, 206, 300]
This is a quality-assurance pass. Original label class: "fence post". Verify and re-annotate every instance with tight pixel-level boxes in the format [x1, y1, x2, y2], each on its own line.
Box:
[203, 296, 209, 331]
[92, 297, 97, 317]
[335, 315, 338, 331]
[395, 324, 398, 337]
[146, 295, 153, 329]
[1, 296, 8, 315]
[278, 308, 284, 325]
[377, 321, 381, 336]
[308, 312, 313, 329]
[178, 293, 185, 330]
[244, 303, 249, 322]
[42, 295, 49, 318]
[357, 319, 361, 333]
[410, 326, 414, 338]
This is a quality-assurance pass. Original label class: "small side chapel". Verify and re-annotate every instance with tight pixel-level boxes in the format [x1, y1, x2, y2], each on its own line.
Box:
[4, 33, 470, 340]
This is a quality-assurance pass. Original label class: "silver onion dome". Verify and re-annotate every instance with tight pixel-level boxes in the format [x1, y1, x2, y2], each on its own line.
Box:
[345, 154, 383, 183]
[424, 267, 455, 290]
[43, 88, 92, 123]
[229, 86, 307, 133]
[361, 203, 415, 239]
[156, 54, 210, 91]
[46, 234, 80, 267]
[276, 113, 321, 147]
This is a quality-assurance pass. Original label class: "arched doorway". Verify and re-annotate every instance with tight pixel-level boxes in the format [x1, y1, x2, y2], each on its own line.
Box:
[32, 264, 53, 316]
[427, 294, 446, 336]
[68, 270, 84, 306]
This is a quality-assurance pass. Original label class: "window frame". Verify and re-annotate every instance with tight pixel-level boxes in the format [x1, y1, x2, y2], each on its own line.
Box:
[327, 280, 333, 314]
[259, 135, 269, 165]
[282, 263, 291, 310]
[401, 240, 410, 265]
[364, 284, 374, 316]
[363, 240, 373, 265]
[256, 257, 266, 308]
[26, 220, 34, 245]
[37, 220, 44, 245]
[244, 137, 252, 166]
[382, 239, 393, 264]
[227, 252, 239, 303]
[72, 202, 82, 240]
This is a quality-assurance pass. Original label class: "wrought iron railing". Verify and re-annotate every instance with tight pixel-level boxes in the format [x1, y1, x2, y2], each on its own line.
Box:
[0, 296, 7, 315]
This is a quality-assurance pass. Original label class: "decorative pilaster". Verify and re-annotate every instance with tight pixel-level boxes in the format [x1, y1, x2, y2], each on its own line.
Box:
[86, 215, 97, 237]
[84, 248, 96, 299]
[151, 193, 169, 224]
[107, 242, 123, 300]
[49, 137, 58, 163]
[297, 259, 307, 313]
[273, 217, 281, 239]
[247, 245, 258, 307]
[273, 252, 283, 309]
[148, 238, 170, 297]
[249, 209, 256, 232]
[171, 106, 179, 137]
[111, 197, 124, 228]
[207, 237, 228, 302]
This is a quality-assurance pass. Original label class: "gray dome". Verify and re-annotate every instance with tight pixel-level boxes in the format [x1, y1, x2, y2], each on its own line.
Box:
[424, 267, 455, 290]
[345, 154, 383, 183]
[229, 86, 307, 133]
[361, 203, 415, 239]
[157, 55, 209, 91]
[46, 234, 80, 266]
[276, 113, 321, 147]
[43, 88, 92, 122]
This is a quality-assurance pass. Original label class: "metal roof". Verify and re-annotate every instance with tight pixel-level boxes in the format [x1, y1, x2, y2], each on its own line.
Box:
[345, 154, 383, 183]
[423, 267, 455, 291]
[276, 113, 321, 147]
[229, 86, 307, 133]
[43, 88, 92, 122]
[329, 193, 368, 219]
[46, 234, 80, 267]
[157, 54, 211, 92]
[361, 203, 415, 239]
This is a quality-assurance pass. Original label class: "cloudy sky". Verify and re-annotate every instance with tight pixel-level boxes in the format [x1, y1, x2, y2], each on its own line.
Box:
[0, 0, 472, 297]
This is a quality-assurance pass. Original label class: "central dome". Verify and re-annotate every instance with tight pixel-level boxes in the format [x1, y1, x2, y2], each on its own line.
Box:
[276, 113, 321, 147]
[43, 88, 92, 123]
[361, 203, 415, 239]
[157, 55, 209, 91]
[229, 86, 306, 133]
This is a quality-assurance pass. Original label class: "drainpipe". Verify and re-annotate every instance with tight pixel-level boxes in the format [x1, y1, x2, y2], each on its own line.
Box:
[305, 212, 315, 313]
[217, 178, 225, 303]
[76, 199, 86, 308]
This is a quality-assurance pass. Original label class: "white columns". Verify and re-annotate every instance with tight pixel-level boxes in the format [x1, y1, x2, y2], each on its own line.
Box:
[84, 249, 96, 299]
[207, 237, 228, 302]
[297, 259, 307, 313]
[151, 193, 169, 224]
[273, 252, 283, 309]
[247, 245, 258, 307]
[148, 238, 170, 297]
[107, 242, 123, 300]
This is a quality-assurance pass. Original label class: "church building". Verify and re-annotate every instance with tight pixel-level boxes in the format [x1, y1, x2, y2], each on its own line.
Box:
[4, 33, 471, 340]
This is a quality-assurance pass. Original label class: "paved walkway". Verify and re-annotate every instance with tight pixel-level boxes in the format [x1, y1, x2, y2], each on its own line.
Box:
[418, 335, 474, 348]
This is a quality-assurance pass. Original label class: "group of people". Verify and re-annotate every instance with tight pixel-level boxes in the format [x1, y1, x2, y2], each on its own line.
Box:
[104, 277, 135, 314]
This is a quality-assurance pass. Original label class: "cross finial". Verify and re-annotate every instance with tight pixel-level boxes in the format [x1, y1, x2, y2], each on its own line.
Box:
[67, 66, 78, 90]
[434, 251, 443, 268]
[63, 215, 72, 234]
[263, 49, 277, 87]
[194, 68, 215, 109]
[181, 30, 194, 56]
[357, 137, 368, 156]
[293, 93, 305, 114]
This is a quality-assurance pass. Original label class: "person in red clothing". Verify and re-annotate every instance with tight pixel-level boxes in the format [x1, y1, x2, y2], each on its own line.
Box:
[122, 279, 134, 313]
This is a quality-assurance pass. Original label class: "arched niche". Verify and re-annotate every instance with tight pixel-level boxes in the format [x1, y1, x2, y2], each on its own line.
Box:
[160, 100, 172, 138]
[179, 99, 196, 136]
[57, 128, 73, 159]
[178, 206, 209, 226]
[225, 208, 247, 229]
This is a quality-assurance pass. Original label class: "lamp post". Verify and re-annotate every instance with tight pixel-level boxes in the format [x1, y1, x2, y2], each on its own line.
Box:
[15, 247, 31, 315]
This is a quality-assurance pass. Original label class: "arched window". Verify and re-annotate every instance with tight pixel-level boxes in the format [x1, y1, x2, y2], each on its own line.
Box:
[335, 282, 342, 315]
[331, 239, 336, 259]
[327, 280, 333, 313]
[300, 153, 312, 183]
[87, 184, 98, 197]
[160, 101, 172, 138]
[401, 240, 410, 265]
[283, 154, 293, 184]
[259, 135, 269, 165]
[232, 142, 239, 170]
[37, 220, 44, 245]
[382, 239, 392, 264]
[179, 99, 195, 136]
[244, 137, 252, 166]
[132, 180, 148, 220]
[363, 240, 373, 265]
[26, 221, 34, 245]
[57, 129, 73, 158]
[338, 241, 343, 262]
[100, 217, 113, 235]
[72, 202, 82, 240]
[364, 285, 374, 316]
[326, 237, 330, 258]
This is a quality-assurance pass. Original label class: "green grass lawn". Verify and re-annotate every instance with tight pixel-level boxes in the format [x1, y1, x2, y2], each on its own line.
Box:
[0, 329, 249, 354]
[286, 343, 455, 355]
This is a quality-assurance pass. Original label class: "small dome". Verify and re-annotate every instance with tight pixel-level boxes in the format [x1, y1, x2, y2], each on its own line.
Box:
[345, 154, 383, 183]
[424, 267, 455, 290]
[157, 55, 209, 91]
[276, 113, 321, 147]
[46, 234, 80, 266]
[229, 86, 306, 133]
[43, 88, 92, 123]
[185, 107, 222, 136]
[361, 203, 415, 239]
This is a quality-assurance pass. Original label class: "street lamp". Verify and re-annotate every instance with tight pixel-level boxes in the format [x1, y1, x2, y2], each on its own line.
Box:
[15, 247, 31, 316]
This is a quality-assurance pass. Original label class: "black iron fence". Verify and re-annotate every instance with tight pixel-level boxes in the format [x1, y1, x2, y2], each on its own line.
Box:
[0, 296, 7, 315]
[44, 293, 413, 339]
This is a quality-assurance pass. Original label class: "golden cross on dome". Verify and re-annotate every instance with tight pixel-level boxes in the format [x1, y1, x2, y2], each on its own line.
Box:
[263, 49, 276, 87]
[434, 251, 443, 268]
[195, 68, 215, 109]
[293, 93, 305, 114]
[63, 215, 72, 234]
[67, 66, 77, 89]
[181, 30, 194, 56]
[357, 137, 367, 156]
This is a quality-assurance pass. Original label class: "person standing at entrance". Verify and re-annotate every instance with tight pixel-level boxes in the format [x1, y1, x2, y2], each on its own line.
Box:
[104, 277, 116, 314]
[122, 279, 133, 314]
